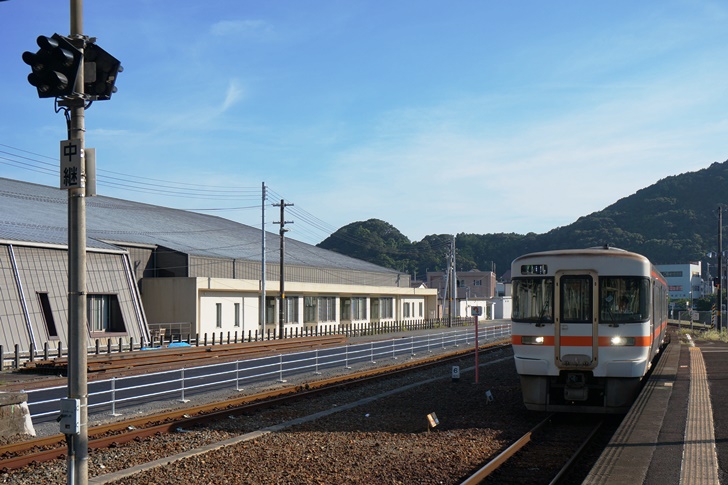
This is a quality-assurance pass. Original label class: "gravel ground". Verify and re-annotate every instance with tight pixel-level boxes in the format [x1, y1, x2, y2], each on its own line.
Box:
[2, 347, 550, 485]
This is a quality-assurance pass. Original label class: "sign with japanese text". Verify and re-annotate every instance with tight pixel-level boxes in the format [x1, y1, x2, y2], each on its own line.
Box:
[60, 139, 83, 189]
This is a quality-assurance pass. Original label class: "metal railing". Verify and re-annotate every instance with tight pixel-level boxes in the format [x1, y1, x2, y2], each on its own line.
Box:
[24, 324, 511, 423]
[1, 317, 478, 370]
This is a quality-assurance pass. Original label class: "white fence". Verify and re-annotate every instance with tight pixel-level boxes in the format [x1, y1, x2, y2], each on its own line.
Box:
[25, 324, 512, 423]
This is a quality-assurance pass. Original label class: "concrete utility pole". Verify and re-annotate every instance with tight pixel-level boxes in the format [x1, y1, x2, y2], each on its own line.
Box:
[260, 182, 267, 331]
[451, 235, 457, 326]
[719, 206, 724, 331]
[23, 1, 120, 482]
[67, 2, 88, 483]
[273, 200, 293, 338]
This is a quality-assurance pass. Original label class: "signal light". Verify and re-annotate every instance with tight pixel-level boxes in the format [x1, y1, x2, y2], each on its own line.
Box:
[84, 43, 122, 100]
[22, 34, 82, 98]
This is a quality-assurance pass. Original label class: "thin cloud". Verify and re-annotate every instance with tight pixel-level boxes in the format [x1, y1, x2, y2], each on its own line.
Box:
[210, 19, 274, 39]
[221, 79, 245, 112]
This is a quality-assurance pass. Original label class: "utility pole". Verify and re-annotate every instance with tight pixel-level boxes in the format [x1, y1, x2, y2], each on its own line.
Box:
[451, 235, 457, 326]
[67, 2, 87, 483]
[21, 2, 121, 483]
[260, 183, 266, 332]
[273, 200, 293, 338]
[719, 206, 723, 331]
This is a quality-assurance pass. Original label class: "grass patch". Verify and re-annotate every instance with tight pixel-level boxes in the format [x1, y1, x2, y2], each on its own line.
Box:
[680, 327, 728, 343]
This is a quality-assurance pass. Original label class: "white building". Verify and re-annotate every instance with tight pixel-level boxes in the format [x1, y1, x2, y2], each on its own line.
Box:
[655, 262, 702, 301]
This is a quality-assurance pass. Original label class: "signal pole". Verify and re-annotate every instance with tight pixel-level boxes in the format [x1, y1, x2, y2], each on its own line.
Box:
[65, 3, 88, 484]
[22, 2, 120, 483]
[273, 200, 293, 338]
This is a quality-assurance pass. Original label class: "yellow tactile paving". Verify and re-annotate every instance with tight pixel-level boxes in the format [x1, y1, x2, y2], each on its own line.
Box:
[680, 347, 719, 484]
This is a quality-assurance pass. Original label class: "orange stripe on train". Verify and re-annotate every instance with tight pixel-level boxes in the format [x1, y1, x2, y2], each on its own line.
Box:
[512, 335, 653, 347]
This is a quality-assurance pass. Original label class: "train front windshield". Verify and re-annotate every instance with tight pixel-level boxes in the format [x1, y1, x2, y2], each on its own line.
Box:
[512, 278, 554, 323]
[513, 276, 650, 324]
[600, 276, 650, 323]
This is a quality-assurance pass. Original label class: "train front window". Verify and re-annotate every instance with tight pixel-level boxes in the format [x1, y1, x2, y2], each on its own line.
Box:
[512, 278, 554, 323]
[600, 277, 650, 323]
[560, 275, 593, 323]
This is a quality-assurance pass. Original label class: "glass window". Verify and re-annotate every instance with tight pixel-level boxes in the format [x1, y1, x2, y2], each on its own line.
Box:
[318, 297, 336, 322]
[304, 296, 317, 323]
[561, 276, 593, 323]
[87, 294, 126, 333]
[216, 303, 223, 328]
[381, 298, 393, 319]
[340, 298, 351, 321]
[512, 278, 554, 323]
[37, 292, 58, 338]
[284, 297, 298, 323]
[266, 297, 276, 324]
[234, 303, 241, 327]
[351, 297, 367, 320]
[600, 277, 650, 323]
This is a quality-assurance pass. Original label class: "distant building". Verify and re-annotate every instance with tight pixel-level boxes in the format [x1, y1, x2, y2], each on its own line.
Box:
[426, 269, 501, 318]
[655, 262, 702, 301]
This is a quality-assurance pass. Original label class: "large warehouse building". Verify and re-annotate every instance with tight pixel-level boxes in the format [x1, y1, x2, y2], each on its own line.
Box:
[0, 178, 438, 353]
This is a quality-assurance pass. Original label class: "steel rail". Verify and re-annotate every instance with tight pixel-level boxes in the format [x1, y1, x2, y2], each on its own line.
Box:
[460, 414, 555, 485]
[460, 414, 604, 485]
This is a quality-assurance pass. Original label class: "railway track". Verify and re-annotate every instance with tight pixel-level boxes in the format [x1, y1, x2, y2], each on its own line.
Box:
[17, 335, 347, 379]
[463, 413, 619, 484]
[1, 342, 509, 472]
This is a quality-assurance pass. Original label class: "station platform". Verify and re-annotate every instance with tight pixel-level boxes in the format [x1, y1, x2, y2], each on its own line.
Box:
[584, 329, 726, 484]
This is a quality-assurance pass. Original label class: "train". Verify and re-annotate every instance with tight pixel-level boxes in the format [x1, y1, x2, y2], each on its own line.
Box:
[510, 246, 669, 413]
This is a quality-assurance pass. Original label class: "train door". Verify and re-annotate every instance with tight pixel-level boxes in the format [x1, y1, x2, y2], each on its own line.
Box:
[554, 271, 598, 370]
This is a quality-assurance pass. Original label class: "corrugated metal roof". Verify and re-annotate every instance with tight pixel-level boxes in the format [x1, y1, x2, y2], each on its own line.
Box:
[0, 178, 398, 274]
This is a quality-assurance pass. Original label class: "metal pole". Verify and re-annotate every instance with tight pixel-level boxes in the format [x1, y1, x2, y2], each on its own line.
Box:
[475, 315, 479, 384]
[260, 182, 266, 331]
[68, 2, 88, 483]
[719, 207, 723, 331]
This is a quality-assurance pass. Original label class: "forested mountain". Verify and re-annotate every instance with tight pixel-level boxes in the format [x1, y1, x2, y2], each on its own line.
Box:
[317, 160, 728, 278]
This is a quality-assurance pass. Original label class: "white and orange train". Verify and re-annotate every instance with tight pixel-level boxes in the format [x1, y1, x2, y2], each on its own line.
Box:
[510, 246, 669, 413]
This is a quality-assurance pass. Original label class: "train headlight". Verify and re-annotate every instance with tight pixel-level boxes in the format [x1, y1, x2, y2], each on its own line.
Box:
[610, 336, 635, 346]
[521, 336, 545, 345]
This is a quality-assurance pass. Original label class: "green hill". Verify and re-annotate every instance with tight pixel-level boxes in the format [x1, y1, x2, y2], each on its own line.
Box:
[317, 160, 728, 278]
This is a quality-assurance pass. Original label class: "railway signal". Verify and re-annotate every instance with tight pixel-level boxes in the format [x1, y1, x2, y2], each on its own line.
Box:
[84, 42, 123, 100]
[22, 34, 82, 98]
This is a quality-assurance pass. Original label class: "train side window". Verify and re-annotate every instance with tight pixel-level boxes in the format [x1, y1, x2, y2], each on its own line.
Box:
[560, 275, 593, 323]
[599, 277, 650, 323]
[512, 277, 554, 323]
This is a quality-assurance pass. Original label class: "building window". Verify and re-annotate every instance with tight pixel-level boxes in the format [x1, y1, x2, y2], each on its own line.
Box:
[403, 302, 411, 318]
[37, 292, 58, 338]
[351, 297, 367, 320]
[380, 298, 393, 319]
[340, 298, 351, 321]
[87, 294, 126, 333]
[266, 297, 276, 324]
[318, 297, 336, 322]
[419, 302, 423, 317]
[216, 303, 223, 328]
[283, 297, 298, 323]
[234, 303, 241, 327]
[304, 297, 318, 323]
[474, 280, 482, 286]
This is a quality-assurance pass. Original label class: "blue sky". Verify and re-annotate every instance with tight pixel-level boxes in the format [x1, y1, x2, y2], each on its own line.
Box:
[2, 1, 727, 245]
